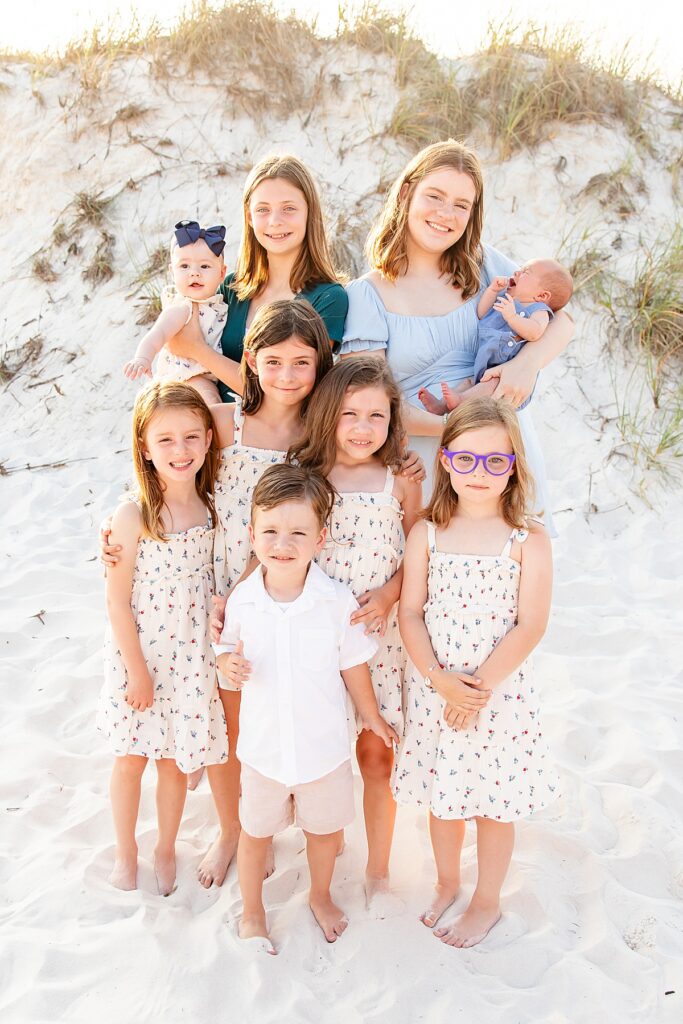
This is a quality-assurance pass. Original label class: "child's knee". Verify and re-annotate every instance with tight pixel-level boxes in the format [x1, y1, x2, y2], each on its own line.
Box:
[356, 740, 393, 782]
[115, 754, 148, 779]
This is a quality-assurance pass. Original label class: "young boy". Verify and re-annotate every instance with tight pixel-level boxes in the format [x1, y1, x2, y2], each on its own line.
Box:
[214, 464, 398, 955]
[418, 258, 574, 414]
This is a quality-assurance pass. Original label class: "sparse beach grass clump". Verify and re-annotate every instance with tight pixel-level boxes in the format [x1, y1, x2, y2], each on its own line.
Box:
[0, 334, 44, 385]
[83, 232, 115, 285]
[31, 255, 58, 283]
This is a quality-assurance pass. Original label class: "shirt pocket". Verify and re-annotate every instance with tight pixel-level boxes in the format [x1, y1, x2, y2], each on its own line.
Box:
[297, 628, 336, 672]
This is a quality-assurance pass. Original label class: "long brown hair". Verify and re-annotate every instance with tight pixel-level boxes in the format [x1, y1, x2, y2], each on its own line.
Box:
[240, 299, 334, 416]
[367, 140, 484, 299]
[231, 154, 339, 301]
[289, 357, 405, 476]
[132, 381, 218, 541]
[423, 397, 537, 528]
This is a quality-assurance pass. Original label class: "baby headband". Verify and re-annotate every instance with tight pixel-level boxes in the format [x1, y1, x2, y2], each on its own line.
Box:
[174, 220, 226, 256]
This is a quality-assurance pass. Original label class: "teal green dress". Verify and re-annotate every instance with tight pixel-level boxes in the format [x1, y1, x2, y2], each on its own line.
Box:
[216, 273, 348, 402]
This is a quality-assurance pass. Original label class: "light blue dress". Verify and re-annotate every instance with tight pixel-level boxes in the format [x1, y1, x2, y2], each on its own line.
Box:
[341, 245, 555, 533]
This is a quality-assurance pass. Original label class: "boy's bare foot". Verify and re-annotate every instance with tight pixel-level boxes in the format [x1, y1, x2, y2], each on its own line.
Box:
[109, 848, 138, 891]
[310, 894, 349, 942]
[434, 901, 501, 947]
[419, 881, 460, 927]
[440, 381, 467, 411]
[187, 767, 204, 791]
[365, 874, 404, 918]
[238, 913, 276, 955]
[417, 387, 447, 416]
[197, 823, 241, 888]
[154, 849, 177, 896]
[264, 841, 275, 879]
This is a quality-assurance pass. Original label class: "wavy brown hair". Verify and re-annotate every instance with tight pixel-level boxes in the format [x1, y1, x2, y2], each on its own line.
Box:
[423, 397, 537, 529]
[231, 154, 340, 301]
[289, 356, 405, 477]
[367, 140, 484, 299]
[132, 381, 218, 542]
[251, 464, 335, 531]
[240, 299, 334, 416]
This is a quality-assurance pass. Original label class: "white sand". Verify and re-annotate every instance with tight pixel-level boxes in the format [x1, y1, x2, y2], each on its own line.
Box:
[1, 46, 682, 1024]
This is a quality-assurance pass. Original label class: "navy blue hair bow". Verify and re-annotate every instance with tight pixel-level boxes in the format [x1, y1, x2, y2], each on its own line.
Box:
[174, 220, 226, 256]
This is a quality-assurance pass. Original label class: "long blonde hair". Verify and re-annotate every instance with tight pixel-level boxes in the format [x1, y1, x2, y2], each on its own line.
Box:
[231, 154, 339, 301]
[423, 398, 537, 528]
[132, 381, 218, 541]
[367, 140, 484, 299]
[241, 299, 334, 416]
[289, 357, 405, 477]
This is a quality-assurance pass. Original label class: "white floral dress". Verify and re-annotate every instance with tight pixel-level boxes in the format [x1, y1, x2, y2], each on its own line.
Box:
[213, 401, 286, 596]
[392, 522, 558, 821]
[316, 467, 406, 736]
[156, 288, 228, 382]
[97, 513, 228, 773]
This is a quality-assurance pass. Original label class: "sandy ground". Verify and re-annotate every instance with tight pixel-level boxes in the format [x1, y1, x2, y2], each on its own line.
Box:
[1, 47, 682, 1024]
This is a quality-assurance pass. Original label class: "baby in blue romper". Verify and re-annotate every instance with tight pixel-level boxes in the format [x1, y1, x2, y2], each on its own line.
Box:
[419, 258, 573, 414]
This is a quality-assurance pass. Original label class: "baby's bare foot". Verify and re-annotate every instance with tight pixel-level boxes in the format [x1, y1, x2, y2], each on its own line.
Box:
[434, 901, 501, 947]
[264, 840, 276, 879]
[197, 823, 240, 888]
[441, 382, 466, 411]
[109, 847, 138, 891]
[420, 881, 460, 927]
[186, 767, 205, 791]
[154, 848, 177, 897]
[418, 387, 447, 416]
[238, 913, 276, 955]
[310, 894, 349, 942]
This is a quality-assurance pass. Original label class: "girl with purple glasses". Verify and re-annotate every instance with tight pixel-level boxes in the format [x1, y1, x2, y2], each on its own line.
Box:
[394, 396, 558, 950]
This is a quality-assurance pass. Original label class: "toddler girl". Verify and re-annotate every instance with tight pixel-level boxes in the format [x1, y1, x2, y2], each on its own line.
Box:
[394, 396, 558, 947]
[97, 381, 228, 895]
[290, 357, 423, 909]
[123, 221, 228, 405]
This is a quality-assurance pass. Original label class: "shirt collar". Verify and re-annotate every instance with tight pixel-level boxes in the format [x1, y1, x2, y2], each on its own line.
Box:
[240, 561, 337, 614]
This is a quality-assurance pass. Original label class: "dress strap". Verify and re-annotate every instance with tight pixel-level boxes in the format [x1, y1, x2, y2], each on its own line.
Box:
[383, 466, 395, 494]
[500, 527, 529, 556]
[232, 400, 245, 446]
[425, 521, 437, 553]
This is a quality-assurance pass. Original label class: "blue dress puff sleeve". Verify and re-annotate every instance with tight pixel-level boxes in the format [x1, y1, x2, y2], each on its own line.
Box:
[340, 278, 390, 355]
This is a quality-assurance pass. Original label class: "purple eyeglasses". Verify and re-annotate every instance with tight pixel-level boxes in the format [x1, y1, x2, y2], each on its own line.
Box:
[442, 449, 516, 476]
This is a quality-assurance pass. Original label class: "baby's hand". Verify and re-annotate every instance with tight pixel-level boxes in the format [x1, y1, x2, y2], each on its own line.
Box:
[489, 275, 511, 294]
[210, 594, 228, 644]
[362, 713, 400, 749]
[216, 640, 251, 690]
[123, 357, 153, 380]
[351, 586, 393, 637]
[125, 671, 154, 711]
[492, 292, 517, 323]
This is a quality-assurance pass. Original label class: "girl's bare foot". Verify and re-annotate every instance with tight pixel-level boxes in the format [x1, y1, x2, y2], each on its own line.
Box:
[420, 881, 460, 927]
[109, 847, 138, 891]
[440, 382, 466, 411]
[197, 823, 241, 888]
[187, 767, 204, 791]
[154, 848, 177, 896]
[434, 901, 501, 947]
[238, 913, 276, 955]
[310, 894, 348, 942]
[417, 387, 447, 416]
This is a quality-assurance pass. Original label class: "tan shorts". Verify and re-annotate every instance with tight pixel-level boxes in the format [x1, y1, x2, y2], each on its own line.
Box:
[240, 760, 355, 838]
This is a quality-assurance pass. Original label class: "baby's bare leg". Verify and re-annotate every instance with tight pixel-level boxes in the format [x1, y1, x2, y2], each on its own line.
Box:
[237, 831, 276, 953]
[421, 812, 465, 927]
[155, 758, 188, 896]
[305, 830, 348, 942]
[109, 754, 147, 890]
[187, 374, 222, 406]
[434, 818, 514, 947]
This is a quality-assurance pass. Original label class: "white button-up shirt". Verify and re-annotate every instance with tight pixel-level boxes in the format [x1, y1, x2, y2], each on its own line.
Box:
[214, 562, 378, 785]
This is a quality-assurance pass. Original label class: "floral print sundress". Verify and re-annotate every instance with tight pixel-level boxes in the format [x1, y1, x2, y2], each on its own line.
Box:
[392, 521, 558, 821]
[316, 467, 406, 736]
[213, 401, 286, 596]
[97, 511, 228, 773]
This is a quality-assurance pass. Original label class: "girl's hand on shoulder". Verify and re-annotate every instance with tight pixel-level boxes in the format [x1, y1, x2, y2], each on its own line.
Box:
[122, 357, 152, 381]
[125, 671, 154, 711]
[400, 448, 426, 483]
[99, 514, 120, 568]
[210, 594, 228, 644]
[351, 586, 393, 637]
[362, 712, 399, 749]
[216, 640, 250, 689]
